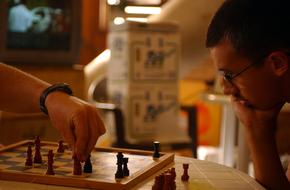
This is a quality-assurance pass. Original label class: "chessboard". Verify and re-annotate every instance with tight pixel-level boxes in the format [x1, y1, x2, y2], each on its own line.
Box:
[0, 140, 174, 189]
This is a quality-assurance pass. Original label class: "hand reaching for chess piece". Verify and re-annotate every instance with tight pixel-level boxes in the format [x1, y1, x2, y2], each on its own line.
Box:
[0, 63, 106, 162]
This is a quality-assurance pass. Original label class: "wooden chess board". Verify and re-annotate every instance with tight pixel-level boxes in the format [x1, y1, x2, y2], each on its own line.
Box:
[0, 140, 174, 189]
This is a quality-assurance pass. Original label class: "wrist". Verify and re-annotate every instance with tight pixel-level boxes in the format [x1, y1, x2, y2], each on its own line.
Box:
[243, 116, 277, 131]
[245, 122, 276, 140]
[39, 83, 73, 115]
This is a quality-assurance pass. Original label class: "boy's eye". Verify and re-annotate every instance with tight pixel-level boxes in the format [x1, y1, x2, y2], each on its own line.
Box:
[224, 72, 234, 81]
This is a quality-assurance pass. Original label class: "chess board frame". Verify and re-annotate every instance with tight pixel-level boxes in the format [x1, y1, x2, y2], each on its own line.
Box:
[0, 140, 174, 189]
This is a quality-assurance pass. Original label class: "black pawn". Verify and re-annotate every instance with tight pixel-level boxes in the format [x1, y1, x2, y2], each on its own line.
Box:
[83, 155, 92, 173]
[153, 141, 160, 158]
[115, 152, 124, 179]
[123, 157, 129, 176]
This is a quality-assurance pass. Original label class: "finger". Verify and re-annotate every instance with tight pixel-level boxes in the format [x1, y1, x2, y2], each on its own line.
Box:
[85, 118, 98, 159]
[74, 111, 89, 162]
[95, 108, 106, 135]
[85, 110, 105, 158]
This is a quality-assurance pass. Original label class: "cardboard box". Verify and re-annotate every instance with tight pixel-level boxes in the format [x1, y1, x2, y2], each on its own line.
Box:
[108, 21, 190, 143]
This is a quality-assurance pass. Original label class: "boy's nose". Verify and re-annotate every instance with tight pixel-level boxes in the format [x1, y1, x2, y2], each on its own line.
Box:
[221, 78, 239, 96]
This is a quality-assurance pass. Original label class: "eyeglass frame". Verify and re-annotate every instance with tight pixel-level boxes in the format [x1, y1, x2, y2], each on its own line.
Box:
[220, 54, 267, 84]
[223, 61, 261, 83]
[220, 51, 290, 84]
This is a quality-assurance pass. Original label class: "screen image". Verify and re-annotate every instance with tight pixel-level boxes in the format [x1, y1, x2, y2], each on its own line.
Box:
[7, 0, 72, 50]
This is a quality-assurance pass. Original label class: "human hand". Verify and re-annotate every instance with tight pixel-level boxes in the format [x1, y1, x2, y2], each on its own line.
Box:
[231, 96, 284, 131]
[45, 92, 106, 162]
[221, 78, 284, 131]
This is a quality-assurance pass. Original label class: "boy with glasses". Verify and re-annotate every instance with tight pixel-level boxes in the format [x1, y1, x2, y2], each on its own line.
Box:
[206, 0, 290, 189]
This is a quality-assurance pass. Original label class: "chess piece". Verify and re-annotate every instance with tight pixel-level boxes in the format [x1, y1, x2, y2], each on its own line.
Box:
[159, 173, 165, 186]
[34, 137, 42, 164]
[170, 167, 176, 190]
[152, 175, 163, 190]
[162, 173, 172, 190]
[115, 152, 124, 179]
[73, 155, 82, 175]
[33, 146, 42, 164]
[34, 136, 41, 146]
[170, 167, 176, 180]
[123, 157, 129, 176]
[25, 145, 33, 166]
[181, 163, 189, 181]
[83, 155, 92, 173]
[46, 150, 55, 175]
[153, 141, 160, 159]
[57, 140, 65, 153]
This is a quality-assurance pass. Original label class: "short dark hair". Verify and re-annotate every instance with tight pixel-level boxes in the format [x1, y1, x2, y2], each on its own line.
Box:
[206, 0, 290, 60]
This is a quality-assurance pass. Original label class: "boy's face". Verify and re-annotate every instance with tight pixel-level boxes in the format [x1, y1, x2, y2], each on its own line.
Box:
[210, 40, 283, 110]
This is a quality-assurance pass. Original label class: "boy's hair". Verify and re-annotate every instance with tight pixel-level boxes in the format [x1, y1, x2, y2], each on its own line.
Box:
[206, 0, 290, 60]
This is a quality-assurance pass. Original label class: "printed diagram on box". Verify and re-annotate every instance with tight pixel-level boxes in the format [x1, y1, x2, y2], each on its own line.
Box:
[130, 90, 177, 135]
[131, 37, 178, 81]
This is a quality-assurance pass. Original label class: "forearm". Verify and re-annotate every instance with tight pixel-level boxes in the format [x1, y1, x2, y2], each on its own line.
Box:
[245, 124, 290, 189]
[0, 64, 106, 162]
[0, 63, 50, 113]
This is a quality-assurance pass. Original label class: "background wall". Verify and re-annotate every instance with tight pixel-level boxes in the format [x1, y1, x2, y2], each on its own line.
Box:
[79, 0, 107, 66]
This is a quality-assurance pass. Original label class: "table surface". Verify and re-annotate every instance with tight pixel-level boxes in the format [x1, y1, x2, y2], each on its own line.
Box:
[0, 155, 265, 190]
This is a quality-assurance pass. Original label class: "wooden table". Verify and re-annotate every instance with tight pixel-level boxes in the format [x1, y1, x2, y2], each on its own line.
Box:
[0, 155, 265, 190]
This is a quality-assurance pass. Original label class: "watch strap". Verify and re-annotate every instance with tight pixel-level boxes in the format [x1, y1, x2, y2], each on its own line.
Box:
[39, 83, 73, 115]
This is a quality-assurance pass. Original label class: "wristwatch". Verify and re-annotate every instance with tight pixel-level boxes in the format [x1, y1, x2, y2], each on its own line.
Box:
[39, 83, 73, 115]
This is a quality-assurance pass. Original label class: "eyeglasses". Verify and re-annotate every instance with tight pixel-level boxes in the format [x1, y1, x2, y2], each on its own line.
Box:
[222, 62, 258, 83]
[220, 55, 266, 83]
[220, 50, 290, 83]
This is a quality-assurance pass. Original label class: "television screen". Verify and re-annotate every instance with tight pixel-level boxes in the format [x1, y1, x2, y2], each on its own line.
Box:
[0, 0, 80, 65]
[7, 0, 72, 50]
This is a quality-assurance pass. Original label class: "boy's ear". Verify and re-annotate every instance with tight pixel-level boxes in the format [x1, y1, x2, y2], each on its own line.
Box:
[268, 51, 289, 76]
